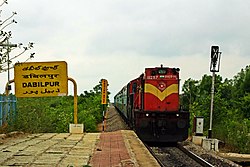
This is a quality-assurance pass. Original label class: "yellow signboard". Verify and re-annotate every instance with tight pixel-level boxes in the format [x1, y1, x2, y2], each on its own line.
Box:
[14, 61, 68, 97]
[101, 79, 108, 104]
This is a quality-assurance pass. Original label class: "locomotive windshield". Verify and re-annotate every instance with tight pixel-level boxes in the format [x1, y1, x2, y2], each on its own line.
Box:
[158, 69, 167, 74]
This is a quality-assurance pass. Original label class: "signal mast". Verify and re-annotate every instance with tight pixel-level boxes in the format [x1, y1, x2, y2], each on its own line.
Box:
[209, 46, 222, 138]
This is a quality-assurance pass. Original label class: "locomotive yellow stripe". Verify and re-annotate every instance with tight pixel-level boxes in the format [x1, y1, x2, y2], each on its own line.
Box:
[144, 83, 178, 101]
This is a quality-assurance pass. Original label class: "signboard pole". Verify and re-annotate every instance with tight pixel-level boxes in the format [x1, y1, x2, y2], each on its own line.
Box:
[68, 77, 78, 124]
[102, 105, 105, 132]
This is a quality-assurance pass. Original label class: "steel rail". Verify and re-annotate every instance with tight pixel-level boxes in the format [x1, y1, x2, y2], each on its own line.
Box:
[144, 144, 165, 167]
[177, 143, 214, 167]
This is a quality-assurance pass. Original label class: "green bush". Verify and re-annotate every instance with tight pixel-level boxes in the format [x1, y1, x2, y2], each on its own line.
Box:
[4, 80, 109, 134]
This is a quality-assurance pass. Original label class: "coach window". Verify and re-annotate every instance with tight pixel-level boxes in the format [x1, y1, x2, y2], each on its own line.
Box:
[151, 70, 156, 76]
[132, 83, 137, 93]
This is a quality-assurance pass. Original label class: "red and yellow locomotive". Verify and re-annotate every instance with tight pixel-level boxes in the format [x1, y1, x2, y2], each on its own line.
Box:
[114, 65, 189, 142]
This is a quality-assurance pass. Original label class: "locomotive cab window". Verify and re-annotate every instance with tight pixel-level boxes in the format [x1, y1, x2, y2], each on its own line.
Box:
[132, 83, 137, 93]
[158, 69, 167, 74]
[151, 71, 156, 76]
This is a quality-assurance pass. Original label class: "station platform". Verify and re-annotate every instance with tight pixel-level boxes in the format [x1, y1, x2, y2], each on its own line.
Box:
[90, 130, 159, 167]
[0, 130, 159, 167]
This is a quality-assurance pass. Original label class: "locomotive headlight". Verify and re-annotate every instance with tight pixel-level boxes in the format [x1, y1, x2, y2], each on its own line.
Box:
[146, 113, 149, 117]
[176, 114, 179, 117]
[177, 120, 186, 129]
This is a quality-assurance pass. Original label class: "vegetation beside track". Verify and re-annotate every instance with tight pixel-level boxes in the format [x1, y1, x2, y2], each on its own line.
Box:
[181, 65, 250, 153]
[0, 79, 109, 133]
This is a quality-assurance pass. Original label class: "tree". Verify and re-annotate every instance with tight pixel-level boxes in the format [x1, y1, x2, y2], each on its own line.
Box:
[242, 66, 250, 94]
[232, 66, 250, 97]
[181, 78, 199, 111]
[181, 66, 250, 153]
[0, 0, 34, 74]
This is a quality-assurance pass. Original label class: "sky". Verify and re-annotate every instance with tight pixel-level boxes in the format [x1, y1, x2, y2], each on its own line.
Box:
[1, 0, 250, 101]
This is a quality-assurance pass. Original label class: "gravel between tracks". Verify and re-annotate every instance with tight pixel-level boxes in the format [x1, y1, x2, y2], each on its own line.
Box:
[181, 141, 241, 167]
[104, 105, 130, 132]
[152, 146, 203, 167]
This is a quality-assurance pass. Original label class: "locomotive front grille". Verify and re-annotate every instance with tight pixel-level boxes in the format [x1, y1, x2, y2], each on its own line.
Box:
[134, 111, 189, 142]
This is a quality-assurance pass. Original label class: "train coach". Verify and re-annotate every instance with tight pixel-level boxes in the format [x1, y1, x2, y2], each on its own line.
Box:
[114, 65, 189, 143]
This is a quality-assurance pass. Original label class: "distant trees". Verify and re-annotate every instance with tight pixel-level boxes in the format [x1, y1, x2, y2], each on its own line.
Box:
[78, 80, 110, 132]
[182, 65, 250, 153]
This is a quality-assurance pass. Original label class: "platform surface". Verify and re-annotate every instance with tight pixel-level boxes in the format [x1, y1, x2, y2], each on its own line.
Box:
[0, 133, 99, 166]
[0, 131, 159, 166]
[90, 130, 160, 167]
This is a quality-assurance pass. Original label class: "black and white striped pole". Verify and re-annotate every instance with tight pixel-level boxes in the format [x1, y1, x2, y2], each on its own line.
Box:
[208, 46, 222, 138]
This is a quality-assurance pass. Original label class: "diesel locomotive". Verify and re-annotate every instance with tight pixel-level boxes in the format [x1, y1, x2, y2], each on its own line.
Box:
[114, 65, 189, 142]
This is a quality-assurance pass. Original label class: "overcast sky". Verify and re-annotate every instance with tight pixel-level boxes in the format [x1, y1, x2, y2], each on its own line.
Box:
[1, 0, 250, 100]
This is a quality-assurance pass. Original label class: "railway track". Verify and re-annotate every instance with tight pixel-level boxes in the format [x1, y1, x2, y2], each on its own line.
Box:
[109, 106, 239, 167]
[145, 143, 214, 167]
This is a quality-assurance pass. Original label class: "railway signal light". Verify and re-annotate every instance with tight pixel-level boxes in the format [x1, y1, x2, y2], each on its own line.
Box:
[210, 46, 222, 72]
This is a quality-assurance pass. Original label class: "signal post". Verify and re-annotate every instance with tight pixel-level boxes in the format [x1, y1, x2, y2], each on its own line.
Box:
[209, 46, 222, 138]
[201, 46, 222, 152]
